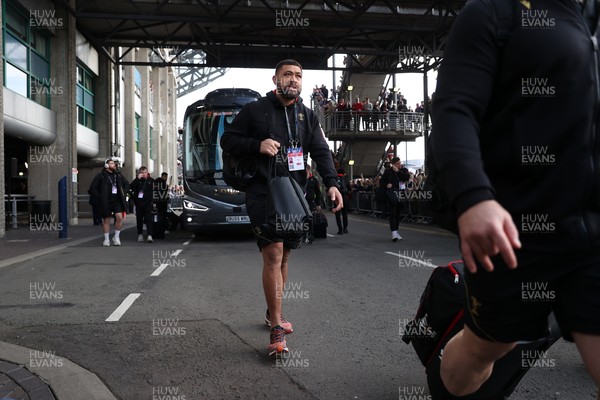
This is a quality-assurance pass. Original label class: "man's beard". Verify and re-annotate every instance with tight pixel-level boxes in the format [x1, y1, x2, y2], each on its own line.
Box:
[277, 82, 301, 99]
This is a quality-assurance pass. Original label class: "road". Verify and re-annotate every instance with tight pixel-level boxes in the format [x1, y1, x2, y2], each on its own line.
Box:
[0, 213, 596, 399]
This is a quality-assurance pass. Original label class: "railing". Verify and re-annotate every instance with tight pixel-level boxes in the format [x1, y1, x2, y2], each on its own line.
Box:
[322, 111, 424, 136]
[4, 194, 35, 228]
[329, 189, 434, 225]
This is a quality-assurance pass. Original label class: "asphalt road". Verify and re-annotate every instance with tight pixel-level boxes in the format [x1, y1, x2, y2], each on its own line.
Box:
[0, 213, 596, 399]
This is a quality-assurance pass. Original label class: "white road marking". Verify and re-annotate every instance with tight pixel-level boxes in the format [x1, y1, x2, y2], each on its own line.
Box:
[183, 240, 191, 245]
[151, 263, 169, 277]
[105, 293, 141, 322]
[385, 251, 437, 268]
[171, 249, 183, 257]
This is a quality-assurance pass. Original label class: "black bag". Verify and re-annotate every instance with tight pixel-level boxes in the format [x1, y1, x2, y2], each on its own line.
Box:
[312, 211, 328, 239]
[403, 261, 562, 400]
[265, 158, 312, 239]
[386, 188, 401, 206]
[222, 152, 256, 192]
[152, 211, 166, 239]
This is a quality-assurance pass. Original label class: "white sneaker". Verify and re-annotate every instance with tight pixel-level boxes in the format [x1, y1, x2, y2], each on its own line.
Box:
[138, 234, 144, 242]
[147, 235, 153, 243]
[113, 236, 121, 246]
[392, 231, 402, 242]
[102, 239, 110, 247]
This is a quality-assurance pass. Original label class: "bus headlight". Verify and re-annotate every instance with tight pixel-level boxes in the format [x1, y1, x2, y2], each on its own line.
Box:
[183, 200, 210, 211]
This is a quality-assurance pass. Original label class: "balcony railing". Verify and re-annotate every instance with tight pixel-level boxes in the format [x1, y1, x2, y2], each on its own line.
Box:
[322, 111, 425, 139]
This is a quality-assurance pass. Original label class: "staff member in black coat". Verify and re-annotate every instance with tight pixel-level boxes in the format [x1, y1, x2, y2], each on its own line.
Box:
[379, 157, 410, 241]
[89, 158, 129, 247]
[129, 166, 155, 243]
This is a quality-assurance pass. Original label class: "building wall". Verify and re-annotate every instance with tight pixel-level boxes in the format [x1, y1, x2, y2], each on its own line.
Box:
[1, 0, 179, 233]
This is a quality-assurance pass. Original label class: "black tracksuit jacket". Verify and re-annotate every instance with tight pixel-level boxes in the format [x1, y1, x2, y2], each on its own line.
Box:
[220, 90, 339, 198]
[431, 0, 600, 251]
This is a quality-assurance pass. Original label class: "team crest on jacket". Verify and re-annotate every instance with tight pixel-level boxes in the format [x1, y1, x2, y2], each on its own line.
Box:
[298, 113, 304, 121]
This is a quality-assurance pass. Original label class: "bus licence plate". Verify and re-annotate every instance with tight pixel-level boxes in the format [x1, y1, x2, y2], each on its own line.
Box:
[226, 215, 250, 223]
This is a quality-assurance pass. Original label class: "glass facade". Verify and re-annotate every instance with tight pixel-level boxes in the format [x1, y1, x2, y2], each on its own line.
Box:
[2, 0, 51, 107]
[76, 63, 96, 129]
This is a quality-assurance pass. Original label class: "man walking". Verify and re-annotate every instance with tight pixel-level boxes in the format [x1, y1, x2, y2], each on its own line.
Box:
[221, 59, 343, 358]
[379, 157, 409, 241]
[431, 0, 600, 398]
[129, 166, 155, 243]
[89, 158, 129, 247]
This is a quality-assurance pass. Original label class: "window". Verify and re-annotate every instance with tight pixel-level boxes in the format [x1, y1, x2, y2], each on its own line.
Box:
[135, 114, 141, 152]
[134, 68, 141, 97]
[76, 63, 95, 129]
[2, 0, 51, 107]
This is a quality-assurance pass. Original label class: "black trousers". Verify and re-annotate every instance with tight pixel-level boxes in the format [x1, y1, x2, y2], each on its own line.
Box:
[135, 204, 154, 236]
[387, 200, 403, 231]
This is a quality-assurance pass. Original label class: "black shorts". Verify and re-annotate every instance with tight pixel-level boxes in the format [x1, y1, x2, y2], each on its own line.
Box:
[103, 196, 125, 218]
[464, 248, 600, 343]
[246, 195, 303, 251]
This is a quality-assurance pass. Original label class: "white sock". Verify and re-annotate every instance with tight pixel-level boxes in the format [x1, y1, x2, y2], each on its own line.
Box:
[114, 230, 121, 238]
[104, 233, 110, 241]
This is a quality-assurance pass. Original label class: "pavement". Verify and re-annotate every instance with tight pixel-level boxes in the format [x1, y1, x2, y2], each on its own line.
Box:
[1, 219, 124, 400]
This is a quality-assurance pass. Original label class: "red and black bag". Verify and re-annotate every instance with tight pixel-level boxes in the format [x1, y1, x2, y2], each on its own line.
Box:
[402, 260, 465, 366]
[403, 261, 562, 400]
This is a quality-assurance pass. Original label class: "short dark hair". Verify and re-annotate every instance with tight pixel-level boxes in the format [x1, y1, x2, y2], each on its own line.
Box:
[139, 166, 148, 172]
[275, 59, 302, 74]
[337, 168, 345, 174]
[391, 157, 401, 164]
[161, 172, 168, 178]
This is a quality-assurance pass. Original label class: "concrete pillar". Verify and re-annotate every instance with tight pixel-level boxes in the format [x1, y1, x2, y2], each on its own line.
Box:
[27, 0, 78, 225]
[150, 67, 161, 172]
[159, 67, 168, 177]
[123, 50, 136, 181]
[0, 6, 5, 239]
[139, 49, 150, 171]
[170, 72, 178, 178]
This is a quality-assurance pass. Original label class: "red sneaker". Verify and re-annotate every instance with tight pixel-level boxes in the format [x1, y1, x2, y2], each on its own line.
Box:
[265, 309, 293, 334]
[268, 325, 289, 358]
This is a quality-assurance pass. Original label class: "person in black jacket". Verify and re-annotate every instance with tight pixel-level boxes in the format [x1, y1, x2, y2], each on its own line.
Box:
[334, 168, 351, 234]
[88, 158, 129, 247]
[431, 0, 600, 398]
[221, 59, 343, 359]
[129, 166, 155, 243]
[379, 157, 410, 241]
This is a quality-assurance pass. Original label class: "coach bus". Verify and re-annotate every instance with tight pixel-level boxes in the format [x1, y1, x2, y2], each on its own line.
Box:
[180, 88, 261, 233]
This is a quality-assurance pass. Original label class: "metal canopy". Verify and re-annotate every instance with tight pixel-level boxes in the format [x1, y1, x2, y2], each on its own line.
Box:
[65, 0, 465, 74]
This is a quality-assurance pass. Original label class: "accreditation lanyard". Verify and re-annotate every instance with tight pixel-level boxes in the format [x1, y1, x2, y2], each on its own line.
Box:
[283, 103, 304, 171]
[107, 174, 118, 195]
[138, 179, 147, 199]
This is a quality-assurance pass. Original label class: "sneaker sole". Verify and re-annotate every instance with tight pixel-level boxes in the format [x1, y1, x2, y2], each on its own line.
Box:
[268, 346, 290, 358]
[265, 317, 293, 334]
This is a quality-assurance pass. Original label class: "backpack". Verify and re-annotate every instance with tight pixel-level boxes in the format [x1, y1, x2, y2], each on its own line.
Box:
[222, 152, 256, 192]
[426, 0, 515, 233]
